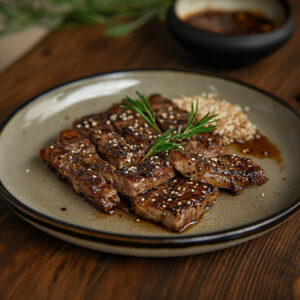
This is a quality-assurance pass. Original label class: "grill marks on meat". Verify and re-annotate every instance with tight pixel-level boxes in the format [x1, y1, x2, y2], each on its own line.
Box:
[40, 130, 120, 212]
[113, 156, 175, 197]
[170, 151, 267, 194]
[73, 113, 146, 167]
[131, 177, 218, 231]
[149, 94, 225, 157]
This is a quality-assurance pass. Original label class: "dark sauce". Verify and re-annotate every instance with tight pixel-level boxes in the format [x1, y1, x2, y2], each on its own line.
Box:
[185, 10, 282, 35]
[231, 132, 282, 166]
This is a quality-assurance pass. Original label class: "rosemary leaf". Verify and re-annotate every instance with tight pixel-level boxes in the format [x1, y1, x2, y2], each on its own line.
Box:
[120, 92, 162, 133]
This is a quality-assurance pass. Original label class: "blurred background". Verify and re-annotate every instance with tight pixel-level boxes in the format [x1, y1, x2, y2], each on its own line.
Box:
[0, 0, 297, 71]
[0, 0, 299, 113]
[0, 0, 172, 71]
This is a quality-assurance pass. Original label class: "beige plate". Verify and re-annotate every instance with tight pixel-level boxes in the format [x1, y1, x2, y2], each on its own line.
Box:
[0, 69, 299, 257]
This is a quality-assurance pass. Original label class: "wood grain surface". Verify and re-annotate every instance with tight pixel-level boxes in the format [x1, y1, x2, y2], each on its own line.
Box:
[0, 0, 299, 299]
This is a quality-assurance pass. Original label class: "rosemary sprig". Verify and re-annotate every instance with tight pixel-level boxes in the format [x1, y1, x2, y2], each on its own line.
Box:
[120, 91, 162, 133]
[144, 101, 218, 159]
[143, 128, 184, 160]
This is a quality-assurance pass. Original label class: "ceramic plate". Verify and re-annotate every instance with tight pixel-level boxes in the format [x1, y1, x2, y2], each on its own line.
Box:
[0, 69, 299, 257]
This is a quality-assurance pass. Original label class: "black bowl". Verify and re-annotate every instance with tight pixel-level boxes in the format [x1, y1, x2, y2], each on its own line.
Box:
[166, 0, 295, 67]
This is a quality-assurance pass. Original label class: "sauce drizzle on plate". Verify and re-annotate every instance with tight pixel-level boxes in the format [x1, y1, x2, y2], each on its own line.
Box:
[232, 132, 282, 166]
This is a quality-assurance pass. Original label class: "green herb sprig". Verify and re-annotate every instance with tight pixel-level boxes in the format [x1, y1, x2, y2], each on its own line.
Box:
[0, 0, 172, 36]
[144, 101, 218, 159]
[120, 91, 162, 133]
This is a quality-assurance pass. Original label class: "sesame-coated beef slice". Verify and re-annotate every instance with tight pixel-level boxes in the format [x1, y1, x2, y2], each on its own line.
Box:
[40, 130, 119, 212]
[73, 113, 146, 167]
[113, 155, 175, 197]
[169, 151, 267, 194]
[131, 177, 218, 231]
[107, 104, 159, 149]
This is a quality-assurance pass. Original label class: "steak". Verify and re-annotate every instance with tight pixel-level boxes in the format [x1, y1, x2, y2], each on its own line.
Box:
[170, 151, 267, 194]
[73, 113, 146, 167]
[131, 177, 219, 231]
[149, 94, 225, 157]
[113, 155, 175, 196]
[40, 130, 120, 212]
[40, 93, 268, 231]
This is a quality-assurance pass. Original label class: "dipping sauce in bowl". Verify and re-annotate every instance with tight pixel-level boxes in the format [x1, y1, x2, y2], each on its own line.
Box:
[185, 10, 283, 35]
[166, 0, 295, 67]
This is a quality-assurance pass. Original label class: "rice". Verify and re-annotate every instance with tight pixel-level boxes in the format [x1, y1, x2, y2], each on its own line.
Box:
[172, 93, 257, 145]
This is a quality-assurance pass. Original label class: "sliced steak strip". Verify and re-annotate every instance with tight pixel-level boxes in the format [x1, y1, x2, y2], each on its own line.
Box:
[113, 156, 175, 196]
[149, 94, 190, 131]
[170, 151, 267, 194]
[131, 177, 218, 231]
[40, 130, 120, 212]
[107, 104, 159, 148]
[149, 94, 225, 157]
[73, 113, 146, 167]
[183, 132, 225, 158]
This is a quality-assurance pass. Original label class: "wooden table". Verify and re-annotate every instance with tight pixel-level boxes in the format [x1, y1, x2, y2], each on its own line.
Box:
[0, 1, 299, 298]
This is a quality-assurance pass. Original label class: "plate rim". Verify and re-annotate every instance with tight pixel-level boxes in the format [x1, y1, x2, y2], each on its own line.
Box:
[0, 68, 299, 248]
